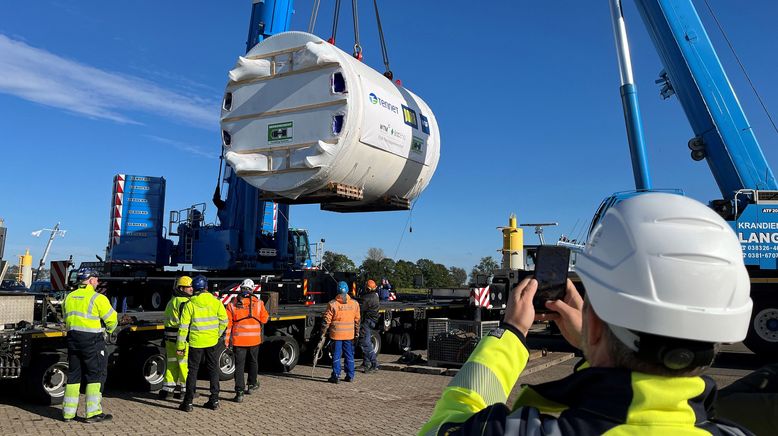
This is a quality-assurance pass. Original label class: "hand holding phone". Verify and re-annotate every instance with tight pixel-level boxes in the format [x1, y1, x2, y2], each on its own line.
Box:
[532, 246, 571, 312]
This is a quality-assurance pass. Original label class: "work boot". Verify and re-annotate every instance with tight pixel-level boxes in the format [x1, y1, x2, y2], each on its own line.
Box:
[343, 375, 353, 382]
[173, 391, 182, 400]
[158, 390, 169, 400]
[327, 375, 339, 384]
[203, 399, 220, 410]
[233, 392, 244, 403]
[178, 403, 193, 413]
[83, 413, 113, 423]
[245, 384, 259, 395]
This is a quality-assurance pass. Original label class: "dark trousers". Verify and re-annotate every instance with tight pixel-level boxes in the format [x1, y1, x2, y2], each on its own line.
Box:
[359, 321, 378, 367]
[67, 332, 106, 385]
[233, 345, 259, 391]
[183, 346, 220, 404]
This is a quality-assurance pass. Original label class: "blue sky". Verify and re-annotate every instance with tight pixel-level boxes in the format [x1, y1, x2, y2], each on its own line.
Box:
[2, 0, 777, 272]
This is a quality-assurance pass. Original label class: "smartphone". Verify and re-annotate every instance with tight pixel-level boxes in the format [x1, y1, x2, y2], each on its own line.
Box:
[532, 246, 571, 312]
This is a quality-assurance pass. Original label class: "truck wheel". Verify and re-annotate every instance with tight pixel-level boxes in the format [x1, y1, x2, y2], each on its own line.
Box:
[397, 331, 412, 353]
[743, 294, 778, 358]
[146, 290, 164, 311]
[22, 352, 68, 405]
[124, 345, 165, 391]
[370, 330, 381, 356]
[261, 336, 300, 372]
[217, 345, 236, 381]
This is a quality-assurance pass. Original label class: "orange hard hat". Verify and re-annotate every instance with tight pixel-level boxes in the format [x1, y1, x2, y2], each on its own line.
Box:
[366, 279, 377, 290]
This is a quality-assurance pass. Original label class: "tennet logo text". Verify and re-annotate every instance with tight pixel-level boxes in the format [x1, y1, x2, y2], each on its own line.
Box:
[369, 92, 399, 113]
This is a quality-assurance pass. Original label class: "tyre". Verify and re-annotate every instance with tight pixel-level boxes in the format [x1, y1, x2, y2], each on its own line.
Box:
[743, 293, 778, 358]
[261, 336, 300, 372]
[370, 330, 381, 356]
[123, 345, 165, 391]
[145, 290, 164, 311]
[397, 331, 412, 353]
[21, 351, 68, 405]
[217, 344, 236, 381]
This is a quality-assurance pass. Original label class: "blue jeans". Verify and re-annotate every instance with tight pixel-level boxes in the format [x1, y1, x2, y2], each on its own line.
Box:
[359, 321, 378, 367]
[331, 339, 355, 379]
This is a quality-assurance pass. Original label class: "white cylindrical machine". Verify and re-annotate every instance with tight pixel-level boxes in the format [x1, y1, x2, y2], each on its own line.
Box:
[220, 32, 441, 212]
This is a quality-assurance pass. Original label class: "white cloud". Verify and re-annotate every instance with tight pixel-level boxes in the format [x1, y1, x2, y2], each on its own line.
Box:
[143, 134, 216, 159]
[0, 34, 218, 127]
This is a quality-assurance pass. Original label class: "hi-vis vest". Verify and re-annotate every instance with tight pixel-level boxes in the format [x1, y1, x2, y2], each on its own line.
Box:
[164, 295, 191, 342]
[323, 294, 360, 340]
[177, 292, 228, 349]
[64, 284, 118, 334]
[226, 295, 270, 347]
[419, 326, 751, 436]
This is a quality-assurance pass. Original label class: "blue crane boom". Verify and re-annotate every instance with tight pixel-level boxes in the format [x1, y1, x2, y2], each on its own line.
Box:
[211, 0, 296, 271]
[631, 0, 777, 198]
[594, 0, 778, 357]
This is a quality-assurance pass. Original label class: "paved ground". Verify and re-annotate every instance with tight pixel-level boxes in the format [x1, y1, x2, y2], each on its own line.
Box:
[0, 339, 766, 436]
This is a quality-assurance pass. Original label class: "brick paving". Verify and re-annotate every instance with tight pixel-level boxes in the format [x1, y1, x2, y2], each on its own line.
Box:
[0, 342, 762, 436]
[0, 353, 452, 436]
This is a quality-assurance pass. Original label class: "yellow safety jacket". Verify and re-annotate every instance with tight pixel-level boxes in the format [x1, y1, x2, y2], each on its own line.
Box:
[420, 324, 752, 436]
[164, 295, 191, 342]
[63, 284, 117, 334]
[177, 291, 227, 350]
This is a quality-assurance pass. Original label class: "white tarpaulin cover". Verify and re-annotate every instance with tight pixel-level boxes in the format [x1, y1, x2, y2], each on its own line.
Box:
[220, 31, 440, 209]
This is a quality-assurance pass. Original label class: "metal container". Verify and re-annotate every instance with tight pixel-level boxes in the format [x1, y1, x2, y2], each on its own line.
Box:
[220, 31, 440, 212]
[427, 318, 499, 366]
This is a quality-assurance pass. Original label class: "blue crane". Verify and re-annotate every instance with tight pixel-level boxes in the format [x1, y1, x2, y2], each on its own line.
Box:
[594, 0, 778, 356]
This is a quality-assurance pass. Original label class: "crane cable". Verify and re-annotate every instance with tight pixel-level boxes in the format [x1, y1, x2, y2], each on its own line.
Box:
[352, 0, 363, 60]
[702, 0, 778, 136]
[308, 0, 322, 33]
[372, 0, 393, 79]
[328, 0, 342, 44]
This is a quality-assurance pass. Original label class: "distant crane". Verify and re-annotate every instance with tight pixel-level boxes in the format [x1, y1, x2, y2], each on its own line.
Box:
[31, 222, 66, 281]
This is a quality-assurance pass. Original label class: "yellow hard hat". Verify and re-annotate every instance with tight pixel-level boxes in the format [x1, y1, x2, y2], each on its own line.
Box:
[176, 276, 193, 288]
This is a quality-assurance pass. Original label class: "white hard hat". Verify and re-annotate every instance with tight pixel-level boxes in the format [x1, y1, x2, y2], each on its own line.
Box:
[576, 193, 752, 344]
[240, 278, 255, 291]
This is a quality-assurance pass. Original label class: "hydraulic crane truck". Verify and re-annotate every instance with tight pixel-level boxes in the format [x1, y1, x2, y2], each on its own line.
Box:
[0, 0, 470, 407]
[93, 1, 338, 312]
[591, 0, 778, 357]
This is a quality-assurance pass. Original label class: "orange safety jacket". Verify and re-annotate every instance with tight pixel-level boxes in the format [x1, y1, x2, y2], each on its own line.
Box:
[323, 294, 361, 340]
[226, 295, 269, 347]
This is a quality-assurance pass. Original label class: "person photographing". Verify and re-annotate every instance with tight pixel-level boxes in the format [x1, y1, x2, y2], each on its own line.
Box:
[421, 193, 754, 435]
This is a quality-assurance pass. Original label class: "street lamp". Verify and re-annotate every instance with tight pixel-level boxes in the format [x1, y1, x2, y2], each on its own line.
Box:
[32, 222, 67, 280]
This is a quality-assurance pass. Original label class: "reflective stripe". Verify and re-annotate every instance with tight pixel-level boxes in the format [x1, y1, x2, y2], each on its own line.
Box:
[193, 316, 219, 323]
[86, 292, 100, 317]
[167, 357, 177, 362]
[234, 324, 262, 329]
[102, 307, 116, 321]
[65, 310, 100, 320]
[232, 331, 261, 336]
[190, 324, 218, 331]
[68, 325, 105, 333]
[448, 361, 507, 405]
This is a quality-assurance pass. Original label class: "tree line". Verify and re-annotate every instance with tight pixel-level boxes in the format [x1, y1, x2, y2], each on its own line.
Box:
[321, 248, 500, 289]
